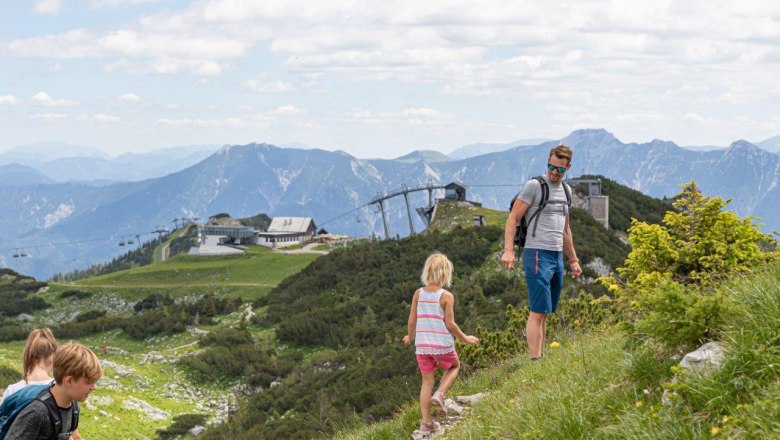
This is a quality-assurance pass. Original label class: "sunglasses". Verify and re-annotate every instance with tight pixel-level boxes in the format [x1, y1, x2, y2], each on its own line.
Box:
[547, 163, 568, 173]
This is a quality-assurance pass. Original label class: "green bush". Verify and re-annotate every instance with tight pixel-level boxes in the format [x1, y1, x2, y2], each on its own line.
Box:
[59, 290, 92, 300]
[0, 364, 21, 387]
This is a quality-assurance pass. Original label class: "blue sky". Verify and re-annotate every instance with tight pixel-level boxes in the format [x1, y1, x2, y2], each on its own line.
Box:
[1, 0, 779, 158]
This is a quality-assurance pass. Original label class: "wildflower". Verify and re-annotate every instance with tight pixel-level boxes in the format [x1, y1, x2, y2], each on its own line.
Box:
[549, 341, 560, 348]
[573, 319, 581, 326]
[721, 415, 729, 424]
[710, 426, 719, 436]
[635, 400, 643, 408]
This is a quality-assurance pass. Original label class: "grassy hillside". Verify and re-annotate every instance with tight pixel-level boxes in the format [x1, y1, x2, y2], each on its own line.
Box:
[59, 245, 318, 301]
[334, 264, 780, 439]
[0, 245, 318, 439]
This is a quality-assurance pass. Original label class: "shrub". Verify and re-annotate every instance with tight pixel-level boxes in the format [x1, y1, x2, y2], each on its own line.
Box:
[157, 414, 206, 439]
[59, 290, 92, 300]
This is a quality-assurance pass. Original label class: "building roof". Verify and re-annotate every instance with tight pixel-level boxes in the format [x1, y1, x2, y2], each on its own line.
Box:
[267, 217, 315, 233]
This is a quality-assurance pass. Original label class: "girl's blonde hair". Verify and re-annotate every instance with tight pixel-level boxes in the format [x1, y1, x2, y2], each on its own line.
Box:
[420, 252, 453, 287]
[22, 328, 58, 381]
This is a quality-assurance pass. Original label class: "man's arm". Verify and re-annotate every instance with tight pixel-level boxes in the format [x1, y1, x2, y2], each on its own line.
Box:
[563, 214, 582, 278]
[5, 401, 48, 440]
[502, 199, 530, 270]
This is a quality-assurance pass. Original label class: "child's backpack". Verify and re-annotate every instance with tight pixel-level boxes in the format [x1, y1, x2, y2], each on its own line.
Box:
[509, 176, 572, 248]
[0, 383, 79, 439]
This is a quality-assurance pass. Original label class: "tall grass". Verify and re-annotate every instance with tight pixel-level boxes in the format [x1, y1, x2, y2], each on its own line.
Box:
[332, 264, 780, 440]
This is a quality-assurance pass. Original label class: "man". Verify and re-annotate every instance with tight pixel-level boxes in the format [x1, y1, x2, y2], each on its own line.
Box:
[501, 145, 582, 360]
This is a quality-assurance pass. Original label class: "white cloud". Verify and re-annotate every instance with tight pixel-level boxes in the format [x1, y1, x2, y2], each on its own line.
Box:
[119, 93, 141, 102]
[30, 113, 67, 121]
[0, 95, 18, 105]
[93, 113, 120, 123]
[104, 58, 223, 76]
[31, 92, 78, 107]
[346, 107, 453, 126]
[32, 0, 62, 15]
[90, 0, 159, 8]
[243, 79, 296, 92]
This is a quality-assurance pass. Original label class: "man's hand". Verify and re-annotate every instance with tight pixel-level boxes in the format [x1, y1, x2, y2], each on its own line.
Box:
[501, 250, 515, 271]
[463, 335, 479, 345]
[570, 262, 582, 278]
[402, 335, 412, 346]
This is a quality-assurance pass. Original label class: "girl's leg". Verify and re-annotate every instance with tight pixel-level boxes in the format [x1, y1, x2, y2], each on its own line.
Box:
[436, 358, 460, 396]
[420, 372, 436, 423]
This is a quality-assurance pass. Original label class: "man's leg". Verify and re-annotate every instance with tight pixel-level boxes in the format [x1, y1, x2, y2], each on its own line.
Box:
[526, 311, 547, 358]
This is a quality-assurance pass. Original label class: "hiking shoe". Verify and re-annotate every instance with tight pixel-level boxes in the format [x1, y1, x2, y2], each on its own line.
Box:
[431, 390, 447, 415]
[419, 420, 441, 432]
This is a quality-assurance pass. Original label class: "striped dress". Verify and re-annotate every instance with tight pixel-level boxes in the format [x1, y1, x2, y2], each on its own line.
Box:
[414, 288, 456, 355]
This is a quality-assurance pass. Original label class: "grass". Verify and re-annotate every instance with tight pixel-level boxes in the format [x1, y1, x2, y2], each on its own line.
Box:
[333, 264, 780, 440]
[0, 243, 322, 439]
[52, 244, 318, 301]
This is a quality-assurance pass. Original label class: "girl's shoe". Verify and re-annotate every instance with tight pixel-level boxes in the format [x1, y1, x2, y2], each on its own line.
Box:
[419, 420, 441, 432]
[431, 390, 447, 415]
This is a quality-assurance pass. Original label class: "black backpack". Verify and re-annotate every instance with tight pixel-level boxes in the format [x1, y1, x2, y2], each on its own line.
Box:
[0, 384, 79, 439]
[509, 176, 571, 248]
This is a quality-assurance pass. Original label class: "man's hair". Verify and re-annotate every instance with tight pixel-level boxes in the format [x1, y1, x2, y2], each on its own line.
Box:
[53, 342, 103, 384]
[421, 252, 453, 288]
[549, 144, 573, 164]
[22, 328, 58, 381]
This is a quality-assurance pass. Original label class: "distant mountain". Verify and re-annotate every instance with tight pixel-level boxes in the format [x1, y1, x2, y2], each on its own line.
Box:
[0, 142, 110, 163]
[1, 144, 219, 182]
[757, 134, 780, 153]
[3, 129, 780, 279]
[394, 150, 451, 163]
[680, 144, 726, 152]
[0, 164, 55, 186]
[448, 138, 552, 159]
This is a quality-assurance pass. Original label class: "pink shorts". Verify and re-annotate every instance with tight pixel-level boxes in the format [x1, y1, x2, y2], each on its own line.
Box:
[416, 352, 459, 374]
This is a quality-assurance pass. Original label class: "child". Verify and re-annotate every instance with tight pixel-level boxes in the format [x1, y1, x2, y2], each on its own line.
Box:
[403, 252, 479, 433]
[4, 342, 102, 440]
[1, 328, 58, 405]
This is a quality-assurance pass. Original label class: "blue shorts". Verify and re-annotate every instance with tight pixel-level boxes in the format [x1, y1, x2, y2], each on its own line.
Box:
[523, 248, 564, 314]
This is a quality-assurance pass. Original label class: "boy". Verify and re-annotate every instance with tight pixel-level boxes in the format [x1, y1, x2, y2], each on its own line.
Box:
[5, 342, 103, 440]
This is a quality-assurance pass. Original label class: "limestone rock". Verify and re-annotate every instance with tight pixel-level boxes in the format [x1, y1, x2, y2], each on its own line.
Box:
[456, 393, 487, 406]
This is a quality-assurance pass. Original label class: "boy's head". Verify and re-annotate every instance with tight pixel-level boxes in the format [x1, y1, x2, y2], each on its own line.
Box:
[23, 327, 58, 381]
[421, 252, 453, 288]
[53, 342, 103, 402]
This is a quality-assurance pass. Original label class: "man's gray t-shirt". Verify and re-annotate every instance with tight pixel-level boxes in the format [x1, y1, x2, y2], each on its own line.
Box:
[5, 399, 74, 440]
[518, 176, 570, 252]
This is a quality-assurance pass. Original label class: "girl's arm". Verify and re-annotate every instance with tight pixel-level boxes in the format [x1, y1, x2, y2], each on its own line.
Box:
[403, 289, 420, 345]
[441, 292, 479, 345]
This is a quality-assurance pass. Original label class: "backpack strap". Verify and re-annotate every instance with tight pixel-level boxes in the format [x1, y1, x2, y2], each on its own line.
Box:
[36, 387, 77, 436]
[529, 176, 549, 238]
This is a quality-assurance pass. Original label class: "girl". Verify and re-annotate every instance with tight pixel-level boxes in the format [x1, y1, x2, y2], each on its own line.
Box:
[403, 252, 479, 433]
[0, 328, 82, 440]
[0, 327, 58, 404]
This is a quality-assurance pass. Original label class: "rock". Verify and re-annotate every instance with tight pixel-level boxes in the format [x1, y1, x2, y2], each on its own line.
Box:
[679, 342, 725, 372]
[37, 286, 49, 293]
[456, 393, 487, 406]
[444, 398, 465, 415]
[189, 425, 206, 436]
[123, 397, 170, 421]
[584, 257, 611, 278]
[662, 342, 725, 406]
[99, 410, 109, 417]
[16, 313, 35, 322]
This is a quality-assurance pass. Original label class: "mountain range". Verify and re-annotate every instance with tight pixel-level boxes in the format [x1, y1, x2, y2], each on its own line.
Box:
[1, 128, 779, 279]
[0, 142, 220, 182]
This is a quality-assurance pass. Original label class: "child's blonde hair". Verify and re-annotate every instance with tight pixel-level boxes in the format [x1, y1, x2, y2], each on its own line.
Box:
[22, 328, 58, 381]
[53, 342, 103, 385]
[420, 252, 453, 287]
